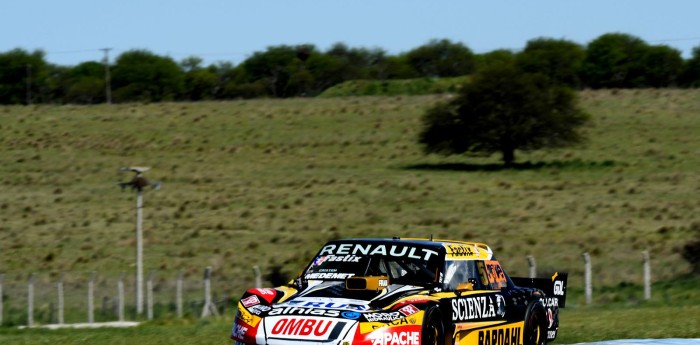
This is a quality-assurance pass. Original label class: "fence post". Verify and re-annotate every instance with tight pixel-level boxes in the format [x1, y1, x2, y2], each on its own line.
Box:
[526, 255, 537, 278]
[0, 272, 3, 326]
[176, 270, 184, 318]
[88, 271, 96, 323]
[201, 266, 218, 318]
[58, 273, 65, 324]
[118, 272, 125, 322]
[28, 273, 35, 327]
[147, 271, 154, 320]
[582, 252, 592, 305]
[253, 265, 262, 288]
[642, 250, 651, 300]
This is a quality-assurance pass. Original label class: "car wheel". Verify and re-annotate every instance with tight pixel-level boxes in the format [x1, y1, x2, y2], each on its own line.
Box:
[523, 301, 547, 345]
[422, 306, 444, 345]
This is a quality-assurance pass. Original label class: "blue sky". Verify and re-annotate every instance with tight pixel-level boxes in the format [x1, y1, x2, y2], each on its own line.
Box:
[1, 0, 698, 66]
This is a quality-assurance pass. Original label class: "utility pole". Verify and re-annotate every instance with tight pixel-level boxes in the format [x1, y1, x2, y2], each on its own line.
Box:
[117, 167, 159, 316]
[101, 48, 112, 104]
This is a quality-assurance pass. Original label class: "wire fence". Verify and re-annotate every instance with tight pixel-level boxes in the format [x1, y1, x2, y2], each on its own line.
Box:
[0, 267, 246, 327]
[0, 252, 657, 328]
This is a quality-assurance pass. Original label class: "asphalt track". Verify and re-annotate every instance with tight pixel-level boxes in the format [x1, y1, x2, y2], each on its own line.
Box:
[572, 340, 700, 345]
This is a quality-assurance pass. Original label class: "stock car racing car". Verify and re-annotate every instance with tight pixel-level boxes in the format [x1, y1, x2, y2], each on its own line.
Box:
[231, 238, 567, 345]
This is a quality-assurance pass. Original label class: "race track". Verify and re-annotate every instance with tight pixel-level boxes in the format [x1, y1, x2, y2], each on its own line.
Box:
[573, 339, 700, 345]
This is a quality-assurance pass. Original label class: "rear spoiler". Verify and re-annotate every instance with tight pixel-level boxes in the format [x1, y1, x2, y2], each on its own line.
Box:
[511, 272, 568, 308]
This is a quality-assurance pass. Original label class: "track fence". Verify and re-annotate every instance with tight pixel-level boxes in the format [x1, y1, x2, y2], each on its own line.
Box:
[0, 251, 657, 328]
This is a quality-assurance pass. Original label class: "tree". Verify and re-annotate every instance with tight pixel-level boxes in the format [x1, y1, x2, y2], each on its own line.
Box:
[639, 45, 683, 87]
[179, 56, 217, 100]
[419, 63, 590, 166]
[112, 50, 184, 102]
[56, 61, 105, 104]
[404, 39, 475, 78]
[581, 33, 649, 88]
[517, 38, 585, 88]
[679, 46, 700, 87]
[474, 49, 516, 72]
[0, 48, 49, 104]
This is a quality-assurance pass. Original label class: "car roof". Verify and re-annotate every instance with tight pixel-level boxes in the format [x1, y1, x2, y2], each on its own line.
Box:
[325, 237, 494, 260]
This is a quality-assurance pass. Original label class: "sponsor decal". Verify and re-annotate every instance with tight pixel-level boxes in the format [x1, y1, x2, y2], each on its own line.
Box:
[247, 304, 271, 315]
[364, 312, 402, 322]
[342, 311, 361, 320]
[237, 302, 262, 327]
[319, 244, 439, 261]
[241, 295, 260, 308]
[304, 272, 355, 280]
[547, 308, 554, 328]
[478, 326, 522, 345]
[231, 323, 248, 340]
[484, 261, 508, 289]
[542, 297, 558, 308]
[451, 294, 506, 321]
[254, 288, 276, 296]
[368, 330, 420, 345]
[250, 288, 277, 303]
[285, 299, 369, 311]
[553, 281, 564, 296]
[446, 244, 476, 257]
[398, 305, 419, 317]
[268, 306, 341, 317]
[327, 255, 362, 262]
[360, 315, 421, 334]
[314, 256, 328, 266]
[270, 317, 344, 340]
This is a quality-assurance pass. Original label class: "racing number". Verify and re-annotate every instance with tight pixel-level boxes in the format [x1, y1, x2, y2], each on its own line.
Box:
[476, 261, 490, 287]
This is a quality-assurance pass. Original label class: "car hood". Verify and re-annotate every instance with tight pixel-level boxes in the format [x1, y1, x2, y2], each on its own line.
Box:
[234, 281, 431, 344]
[283, 280, 428, 310]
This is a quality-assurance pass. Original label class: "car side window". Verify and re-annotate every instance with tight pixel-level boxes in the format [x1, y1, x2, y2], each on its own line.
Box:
[476, 260, 509, 290]
[444, 260, 483, 291]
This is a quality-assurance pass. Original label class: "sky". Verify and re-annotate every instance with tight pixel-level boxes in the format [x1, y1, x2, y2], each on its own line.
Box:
[1, 0, 699, 67]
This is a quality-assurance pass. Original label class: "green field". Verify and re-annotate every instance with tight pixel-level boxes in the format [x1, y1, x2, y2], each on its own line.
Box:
[1, 89, 700, 341]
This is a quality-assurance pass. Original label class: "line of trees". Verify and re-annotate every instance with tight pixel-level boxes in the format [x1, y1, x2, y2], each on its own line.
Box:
[2, 33, 700, 104]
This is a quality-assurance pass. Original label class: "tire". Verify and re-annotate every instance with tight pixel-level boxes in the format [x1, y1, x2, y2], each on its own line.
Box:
[523, 301, 547, 345]
[422, 306, 444, 345]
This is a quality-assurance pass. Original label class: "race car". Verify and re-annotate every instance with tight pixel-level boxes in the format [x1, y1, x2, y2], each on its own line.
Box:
[230, 237, 567, 345]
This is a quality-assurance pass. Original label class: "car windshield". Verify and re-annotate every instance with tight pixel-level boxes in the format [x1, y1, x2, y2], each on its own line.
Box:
[303, 242, 442, 287]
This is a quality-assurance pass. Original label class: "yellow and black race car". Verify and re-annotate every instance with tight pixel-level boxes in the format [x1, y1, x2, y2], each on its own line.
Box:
[231, 238, 567, 345]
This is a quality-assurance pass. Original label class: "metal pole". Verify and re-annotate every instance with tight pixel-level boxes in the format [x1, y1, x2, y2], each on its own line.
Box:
[583, 252, 592, 305]
[58, 273, 65, 324]
[101, 48, 112, 104]
[176, 270, 184, 318]
[88, 271, 96, 323]
[526, 255, 537, 278]
[201, 266, 218, 317]
[253, 265, 262, 288]
[118, 272, 125, 322]
[136, 190, 144, 315]
[28, 273, 35, 327]
[643, 250, 651, 300]
[147, 271, 154, 320]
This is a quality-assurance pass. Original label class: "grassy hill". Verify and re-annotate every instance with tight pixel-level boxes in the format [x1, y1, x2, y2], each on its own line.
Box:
[1, 89, 699, 309]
